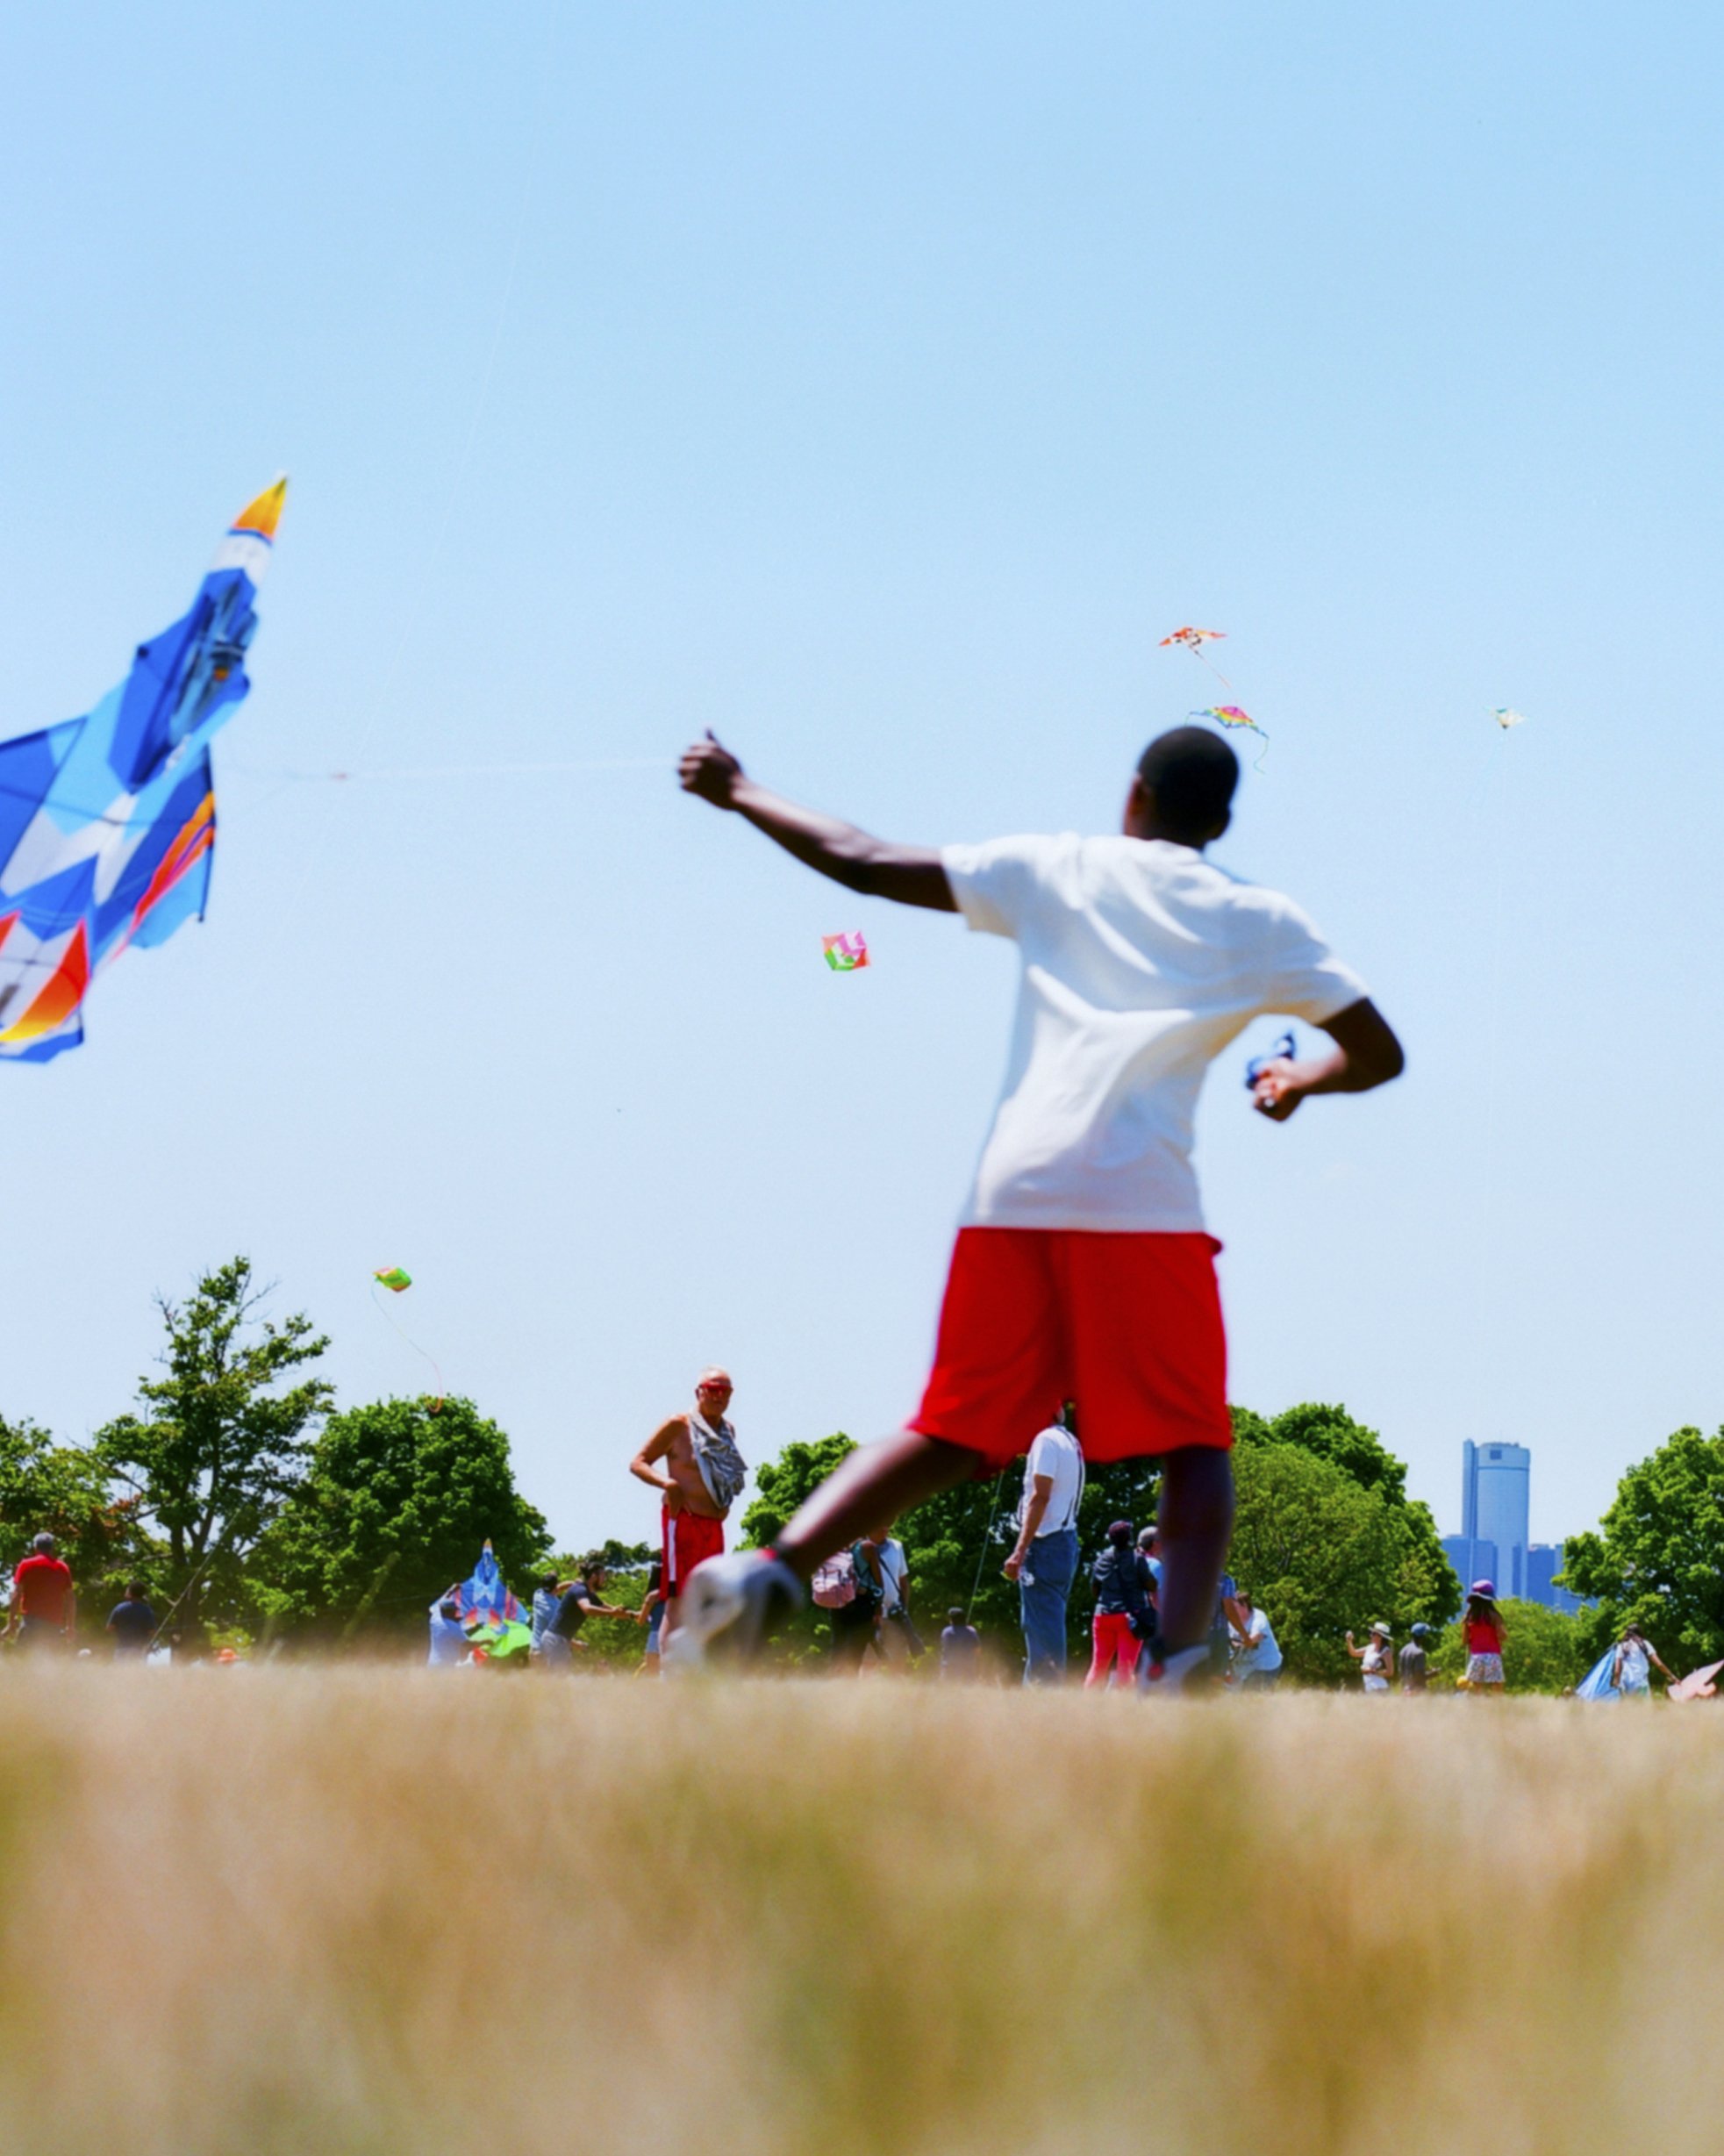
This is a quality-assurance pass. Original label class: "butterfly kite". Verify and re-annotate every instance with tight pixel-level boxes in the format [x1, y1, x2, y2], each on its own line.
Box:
[1190, 706, 1270, 767]
[1159, 625, 1233, 691]
[0, 478, 286, 1061]
[823, 933, 869, 972]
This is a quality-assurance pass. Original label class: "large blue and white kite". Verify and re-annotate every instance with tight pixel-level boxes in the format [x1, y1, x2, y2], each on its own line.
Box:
[0, 477, 286, 1061]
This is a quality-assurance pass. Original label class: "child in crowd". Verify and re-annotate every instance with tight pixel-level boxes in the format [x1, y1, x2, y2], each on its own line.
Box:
[1461, 1584, 1506, 1693]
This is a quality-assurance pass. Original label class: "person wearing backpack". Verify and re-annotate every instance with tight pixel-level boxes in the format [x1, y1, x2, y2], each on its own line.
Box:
[1084, 1519, 1153, 1689]
[812, 1536, 886, 1673]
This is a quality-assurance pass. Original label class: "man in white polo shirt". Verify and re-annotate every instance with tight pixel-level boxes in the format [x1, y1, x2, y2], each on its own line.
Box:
[1004, 1403, 1084, 1683]
[669, 724, 1404, 1689]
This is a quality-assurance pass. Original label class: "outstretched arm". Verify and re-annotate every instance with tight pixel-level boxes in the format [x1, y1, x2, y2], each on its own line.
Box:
[680, 733, 956, 913]
[1251, 999, 1406, 1122]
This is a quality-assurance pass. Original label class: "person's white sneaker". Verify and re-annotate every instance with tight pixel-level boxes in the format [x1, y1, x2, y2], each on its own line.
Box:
[1137, 1643, 1212, 1695]
[664, 1551, 804, 1669]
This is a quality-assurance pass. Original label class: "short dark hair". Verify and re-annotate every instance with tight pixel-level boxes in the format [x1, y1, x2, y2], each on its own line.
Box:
[1136, 727, 1240, 841]
[125, 1580, 148, 1599]
[948, 1607, 966, 1624]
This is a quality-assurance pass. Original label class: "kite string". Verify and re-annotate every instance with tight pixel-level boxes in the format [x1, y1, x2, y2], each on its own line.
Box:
[232, 756, 675, 784]
[370, 1282, 446, 1412]
[1196, 647, 1234, 695]
[965, 1467, 1009, 1622]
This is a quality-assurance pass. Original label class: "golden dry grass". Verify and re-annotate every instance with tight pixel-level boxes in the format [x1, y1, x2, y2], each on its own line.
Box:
[0, 1672, 1716, 2154]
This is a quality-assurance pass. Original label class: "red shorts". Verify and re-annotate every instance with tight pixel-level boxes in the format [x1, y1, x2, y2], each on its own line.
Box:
[911, 1228, 1231, 1470]
[662, 1505, 726, 1598]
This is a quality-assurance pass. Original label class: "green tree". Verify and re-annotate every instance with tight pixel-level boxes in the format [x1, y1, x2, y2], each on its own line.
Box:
[740, 1434, 858, 1549]
[1227, 1443, 1415, 1683]
[1560, 1425, 1724, 1672]
[1428, 1599, 1588, 1694]
[1234, 1401, 1458, 1631]
[252, 1394, 551, 1644]
[96, 1258, 333, 1635]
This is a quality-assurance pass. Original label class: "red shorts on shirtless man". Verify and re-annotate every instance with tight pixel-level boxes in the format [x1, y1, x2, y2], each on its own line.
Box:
[663, 1507, 726, 1601]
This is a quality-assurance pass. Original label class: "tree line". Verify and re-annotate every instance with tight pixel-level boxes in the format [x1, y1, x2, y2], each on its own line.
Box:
[10, 1256, 1717, 1682]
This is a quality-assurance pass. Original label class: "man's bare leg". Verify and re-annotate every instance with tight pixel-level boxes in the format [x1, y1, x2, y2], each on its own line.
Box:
[774, 1430, 982, 1577]
[1152, 1448, 1234, 1655]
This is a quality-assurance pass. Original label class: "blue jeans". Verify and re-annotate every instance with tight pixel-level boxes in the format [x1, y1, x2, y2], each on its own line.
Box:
[1019, 1527, 1079, 1685]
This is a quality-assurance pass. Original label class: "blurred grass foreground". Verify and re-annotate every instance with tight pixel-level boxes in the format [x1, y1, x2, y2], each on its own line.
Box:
[0, 1674, 1715, 2155]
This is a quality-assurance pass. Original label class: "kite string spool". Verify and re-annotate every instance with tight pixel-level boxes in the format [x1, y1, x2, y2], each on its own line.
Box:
[369, 1280, 446, 1413]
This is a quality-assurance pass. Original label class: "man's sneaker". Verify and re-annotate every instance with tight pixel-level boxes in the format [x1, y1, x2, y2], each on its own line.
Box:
[1136, 1642, 1212, 1696]
[665, 1551, 804, 1670]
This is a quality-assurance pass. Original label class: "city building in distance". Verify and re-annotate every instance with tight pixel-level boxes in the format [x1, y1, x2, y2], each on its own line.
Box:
[1441, 1441, 1589, 1612]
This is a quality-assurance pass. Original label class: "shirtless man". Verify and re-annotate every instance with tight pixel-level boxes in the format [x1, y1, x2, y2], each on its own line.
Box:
[630, 1368, 748, 1646]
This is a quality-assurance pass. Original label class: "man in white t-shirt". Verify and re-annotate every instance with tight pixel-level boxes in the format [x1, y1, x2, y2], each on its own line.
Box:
[869, 1525, 924, 1665]
[668, 725, 1404, 1688]
[1230, 1588, 1284, 1690]
[1003, 1404, 1084, 1682]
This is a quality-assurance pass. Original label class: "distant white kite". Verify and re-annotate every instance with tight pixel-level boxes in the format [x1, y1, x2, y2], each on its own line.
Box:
[1493, 706, 1529, 730]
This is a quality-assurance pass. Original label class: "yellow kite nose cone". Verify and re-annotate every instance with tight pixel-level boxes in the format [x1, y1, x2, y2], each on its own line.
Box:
[232, 474, 288, 541]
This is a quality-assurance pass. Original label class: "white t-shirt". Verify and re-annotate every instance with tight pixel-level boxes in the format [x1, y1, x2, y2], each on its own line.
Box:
[1234, 1605, 1283, 1674]
[876, 1538, 908, 1615]
[1018, 1424, 1084, 1537]
[941, 834, 1367, 1231]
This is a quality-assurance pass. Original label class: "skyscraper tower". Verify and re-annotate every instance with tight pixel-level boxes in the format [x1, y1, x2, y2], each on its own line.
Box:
[1460, 1440, 1531, 1601]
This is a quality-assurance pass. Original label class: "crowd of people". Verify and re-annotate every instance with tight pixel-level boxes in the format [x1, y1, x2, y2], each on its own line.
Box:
[404, 1368, 1649, 1695]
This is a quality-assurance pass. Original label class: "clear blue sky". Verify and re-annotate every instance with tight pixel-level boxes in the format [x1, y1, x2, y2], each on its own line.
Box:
[3, 2, 1720, 1554]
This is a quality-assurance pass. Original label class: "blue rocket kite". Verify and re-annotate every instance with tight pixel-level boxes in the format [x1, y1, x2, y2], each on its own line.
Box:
[0, 477, 286, 1061]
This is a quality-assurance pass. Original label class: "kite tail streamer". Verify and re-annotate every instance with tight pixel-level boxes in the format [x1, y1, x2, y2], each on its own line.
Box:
[369, 1281, 446, 1412]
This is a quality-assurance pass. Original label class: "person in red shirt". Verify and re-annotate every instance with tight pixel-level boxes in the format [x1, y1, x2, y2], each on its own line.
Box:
[9, 1533, 74, 1652]
[1461, 1580, 1506, 1694]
